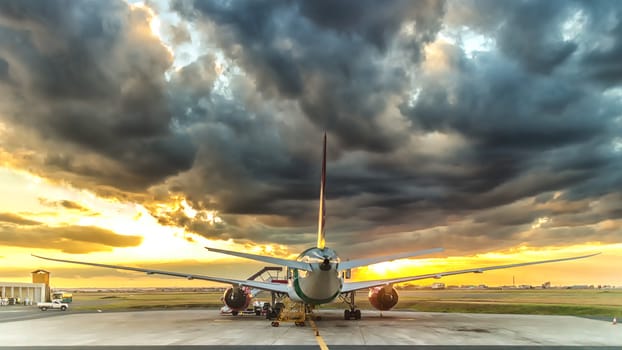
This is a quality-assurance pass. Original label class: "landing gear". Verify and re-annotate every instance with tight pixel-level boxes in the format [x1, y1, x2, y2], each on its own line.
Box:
[339, 292, 361, 320]
[344, 308, 361, 320]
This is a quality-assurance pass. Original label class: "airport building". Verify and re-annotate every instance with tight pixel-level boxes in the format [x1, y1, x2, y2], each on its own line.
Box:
[0, 270, 51, 305]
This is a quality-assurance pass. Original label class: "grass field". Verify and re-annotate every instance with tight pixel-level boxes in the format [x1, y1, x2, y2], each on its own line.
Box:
[67, 288, 622, 317]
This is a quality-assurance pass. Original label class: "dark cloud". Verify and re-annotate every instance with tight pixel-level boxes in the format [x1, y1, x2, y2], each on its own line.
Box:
[0, 0, 196, 194]
[149, 199, 316, 246]
[172, 0, 444, 151]
[148, 0, 622, 254]
[0, 0, 621, 258]
[297, 0, 445, 54]
[144, 0, 448, 246]
[471, 0, 578, 74]
[0, 56, 8, 81]
[449, 0, 622, 82]
[399, 43, 621, 210]
[578, 1, 622, 85]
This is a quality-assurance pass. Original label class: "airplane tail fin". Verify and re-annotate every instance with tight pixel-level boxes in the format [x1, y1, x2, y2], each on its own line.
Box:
[317, 132, 327, 249]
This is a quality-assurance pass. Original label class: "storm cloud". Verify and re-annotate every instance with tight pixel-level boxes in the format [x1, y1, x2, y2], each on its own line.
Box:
[0, 0, 621, 257]
[0, 0, 196, 194]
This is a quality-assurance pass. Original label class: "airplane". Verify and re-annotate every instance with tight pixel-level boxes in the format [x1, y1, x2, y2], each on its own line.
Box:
[33, 133, 599, 322]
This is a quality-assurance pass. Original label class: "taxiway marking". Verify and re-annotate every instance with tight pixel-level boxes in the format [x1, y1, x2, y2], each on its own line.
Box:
[308, 319, 329, 350]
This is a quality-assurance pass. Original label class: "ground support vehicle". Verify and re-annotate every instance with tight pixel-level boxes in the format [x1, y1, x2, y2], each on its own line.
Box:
[37, 300, 68, 311]
[270, 299, 306, 327]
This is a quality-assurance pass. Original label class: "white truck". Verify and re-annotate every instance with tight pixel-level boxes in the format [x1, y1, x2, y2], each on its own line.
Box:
[37, 300, 69, 311]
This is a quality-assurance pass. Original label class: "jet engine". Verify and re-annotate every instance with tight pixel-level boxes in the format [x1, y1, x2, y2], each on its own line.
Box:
[368, 285, 399, 311]
[222, 287, 251, 312]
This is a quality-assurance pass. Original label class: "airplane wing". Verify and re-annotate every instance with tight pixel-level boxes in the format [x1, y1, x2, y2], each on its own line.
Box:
[205, 247, 313, 271]
[341, 252, 600, 293]
[32, 254, 289, 294]
[339, 247, 444, 271]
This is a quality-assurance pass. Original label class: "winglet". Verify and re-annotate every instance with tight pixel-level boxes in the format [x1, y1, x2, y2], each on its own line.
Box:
[317, 132, 327, 249]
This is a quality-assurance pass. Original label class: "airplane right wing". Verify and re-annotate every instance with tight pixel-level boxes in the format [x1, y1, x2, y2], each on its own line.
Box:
[339, 247, 444, 271]
[32, 254, 289, 294]
[341, 252, 600, 292]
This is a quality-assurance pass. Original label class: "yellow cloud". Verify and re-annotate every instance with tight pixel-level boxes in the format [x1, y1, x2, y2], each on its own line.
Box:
[0, 212, 41, 226]
[0, 221, 142, 254]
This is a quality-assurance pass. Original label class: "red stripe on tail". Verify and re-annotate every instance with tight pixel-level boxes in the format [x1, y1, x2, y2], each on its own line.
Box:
[317, 132, 327, 249]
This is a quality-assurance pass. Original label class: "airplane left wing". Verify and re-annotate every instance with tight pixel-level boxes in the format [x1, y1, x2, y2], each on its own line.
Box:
[32, 254, 289, 294]
[341, 252, 600, 293]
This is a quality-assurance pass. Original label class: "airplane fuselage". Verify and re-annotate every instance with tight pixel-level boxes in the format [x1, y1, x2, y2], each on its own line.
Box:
[287, 247, 342, 305]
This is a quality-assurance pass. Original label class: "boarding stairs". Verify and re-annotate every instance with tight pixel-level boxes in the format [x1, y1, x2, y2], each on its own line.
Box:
[247, 266, 284, 297]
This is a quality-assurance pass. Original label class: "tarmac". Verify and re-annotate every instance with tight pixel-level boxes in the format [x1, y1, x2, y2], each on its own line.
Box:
[0, 308, 620, 348]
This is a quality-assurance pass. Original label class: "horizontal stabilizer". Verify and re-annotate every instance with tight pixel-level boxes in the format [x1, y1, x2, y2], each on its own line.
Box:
[339, 247, 444, 271]
[206, 247, 312, 271]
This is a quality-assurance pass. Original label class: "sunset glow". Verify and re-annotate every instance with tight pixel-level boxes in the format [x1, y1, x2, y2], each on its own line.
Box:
[1, 0, 620, 290]
[0, 163, 620, 288]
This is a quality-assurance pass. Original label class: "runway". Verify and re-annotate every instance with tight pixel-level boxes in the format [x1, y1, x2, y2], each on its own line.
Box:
[0, 308, 619, 348]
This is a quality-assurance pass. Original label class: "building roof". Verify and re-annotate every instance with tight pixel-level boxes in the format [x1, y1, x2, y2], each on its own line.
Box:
[31, 269, 50, 274]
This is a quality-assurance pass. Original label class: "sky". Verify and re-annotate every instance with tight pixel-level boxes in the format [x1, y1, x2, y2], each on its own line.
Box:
[0, 0, 621, 289]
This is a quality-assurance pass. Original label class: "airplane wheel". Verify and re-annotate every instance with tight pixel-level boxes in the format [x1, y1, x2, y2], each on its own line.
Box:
[344, 309, 350, 320]
[354, 309, 361, 320]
